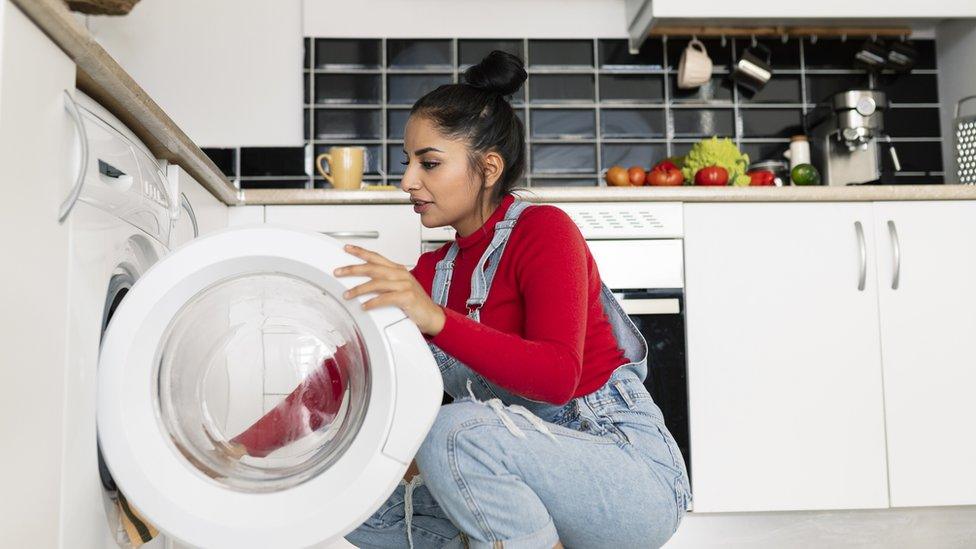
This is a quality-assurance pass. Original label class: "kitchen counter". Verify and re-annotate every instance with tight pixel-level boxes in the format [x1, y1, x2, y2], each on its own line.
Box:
[13, 0, 975, 207]
[11, 0, 240, 205]
[242, 185, 976, 204]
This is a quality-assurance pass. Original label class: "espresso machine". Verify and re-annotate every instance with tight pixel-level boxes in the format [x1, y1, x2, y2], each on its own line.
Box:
[807, 90, 901, 185]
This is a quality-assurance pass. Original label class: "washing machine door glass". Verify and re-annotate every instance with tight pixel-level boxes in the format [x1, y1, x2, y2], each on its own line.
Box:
[97, 226, 442, 549]
[158, 272, 369, 492]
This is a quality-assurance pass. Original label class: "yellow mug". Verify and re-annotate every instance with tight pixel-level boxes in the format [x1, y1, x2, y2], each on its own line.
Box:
[315, 146, 365, 189]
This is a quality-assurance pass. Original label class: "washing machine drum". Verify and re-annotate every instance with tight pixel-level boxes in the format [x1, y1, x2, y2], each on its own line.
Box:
[97, 226, 442, 549]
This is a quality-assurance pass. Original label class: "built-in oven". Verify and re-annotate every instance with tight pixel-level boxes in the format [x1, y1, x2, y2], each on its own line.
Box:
[420, 201, 691, 481]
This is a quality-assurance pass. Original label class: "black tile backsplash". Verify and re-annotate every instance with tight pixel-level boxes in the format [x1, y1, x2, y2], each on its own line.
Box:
[315, 39, 381, 69]
[876, 73, 940, 103]
[740, 108, 804, 138]
[531, 109, 596, 139]
[529, 39, 593, 67]
[601, 109, 666, 138]
[739, 75, 802, 104]
[387, 39, 452, 68]
[672, 108, 735, 138]
[263, 36, 947, 188]
[529, 74, 595, 103]
[202, 148, 236, 177]
[885, 107, 942, 138]
[600, 74, 665, 103]
[240, 147, 305, 177]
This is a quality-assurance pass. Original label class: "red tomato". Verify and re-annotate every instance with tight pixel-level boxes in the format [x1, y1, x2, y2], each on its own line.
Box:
[646, 168, 684, 186]
[748, 170, 776, 186]
[694, 166, 729, 186]
[652, 159, 681, 172]
[627, 166, 646, 185]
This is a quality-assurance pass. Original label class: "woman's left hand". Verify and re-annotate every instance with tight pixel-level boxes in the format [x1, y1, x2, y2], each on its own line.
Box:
[334, 244, 446, 337]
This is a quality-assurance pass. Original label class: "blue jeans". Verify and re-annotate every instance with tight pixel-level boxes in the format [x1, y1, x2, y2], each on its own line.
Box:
[345, 368, 691, 549]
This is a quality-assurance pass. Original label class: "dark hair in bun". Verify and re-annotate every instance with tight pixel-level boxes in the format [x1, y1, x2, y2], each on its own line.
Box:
[462, 50, 528, 96]
[410, 50, 527, 212]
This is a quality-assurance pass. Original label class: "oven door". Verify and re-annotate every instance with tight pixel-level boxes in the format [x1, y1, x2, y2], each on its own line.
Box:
[614, 289, 691, 483]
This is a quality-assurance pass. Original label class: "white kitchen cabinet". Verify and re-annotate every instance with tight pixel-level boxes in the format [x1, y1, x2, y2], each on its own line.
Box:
[683, 203, 889, 513]
[265, 205, 421, 267]
[873, 201, 976, 508]
[0, 0, 76, 545]
[87, 0, 303, 147]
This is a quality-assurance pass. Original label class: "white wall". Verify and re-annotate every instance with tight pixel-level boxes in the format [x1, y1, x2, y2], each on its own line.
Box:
[937, 20, 976, 183]
[303, 0, 628, 38]
[86, 0, 303, 148]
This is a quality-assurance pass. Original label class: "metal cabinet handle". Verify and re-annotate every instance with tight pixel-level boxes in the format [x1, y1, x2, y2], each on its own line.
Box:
[180, 192, 198, 238]
[887, 220, 901, 290]
[59, 91, 89, 223]
[855, 221, 866, 291]
[319, 230, 380, 239]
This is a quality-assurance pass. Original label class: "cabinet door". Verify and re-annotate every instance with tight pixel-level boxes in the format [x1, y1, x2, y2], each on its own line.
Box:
[683, 203, 889, 512]
[266, 205, 421, 267]
[0, 1, 76, 546]
[874, 201, 976, 507]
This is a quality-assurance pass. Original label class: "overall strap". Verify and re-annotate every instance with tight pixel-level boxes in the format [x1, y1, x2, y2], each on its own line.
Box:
[428, 200, 534, 320]
[466, 200, 533, 321]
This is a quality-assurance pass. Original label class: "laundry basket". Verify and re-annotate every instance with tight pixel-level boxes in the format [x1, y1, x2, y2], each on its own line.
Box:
[954, 95, 976, 185]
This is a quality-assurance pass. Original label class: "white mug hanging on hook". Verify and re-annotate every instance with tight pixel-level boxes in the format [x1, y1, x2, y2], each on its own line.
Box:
[677, 39, 713, 89]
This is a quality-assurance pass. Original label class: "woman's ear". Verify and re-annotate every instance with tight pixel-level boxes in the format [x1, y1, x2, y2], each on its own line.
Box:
[482, 151, 505, 189]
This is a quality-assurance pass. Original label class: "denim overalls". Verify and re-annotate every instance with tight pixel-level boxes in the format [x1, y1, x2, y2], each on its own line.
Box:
[346, 200, 692, 549]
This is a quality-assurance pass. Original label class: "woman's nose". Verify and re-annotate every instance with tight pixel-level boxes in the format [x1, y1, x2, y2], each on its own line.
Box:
[400, 167, 422, 192]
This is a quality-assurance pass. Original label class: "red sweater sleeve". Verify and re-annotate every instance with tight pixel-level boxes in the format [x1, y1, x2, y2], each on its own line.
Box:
[428, 208, 588, 404]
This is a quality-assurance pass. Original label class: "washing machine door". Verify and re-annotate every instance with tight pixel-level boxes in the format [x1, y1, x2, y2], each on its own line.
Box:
[97, 225, 442, 548]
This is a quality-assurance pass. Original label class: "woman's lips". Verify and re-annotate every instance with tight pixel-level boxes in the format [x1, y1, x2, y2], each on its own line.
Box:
[412, 199, 432, 214]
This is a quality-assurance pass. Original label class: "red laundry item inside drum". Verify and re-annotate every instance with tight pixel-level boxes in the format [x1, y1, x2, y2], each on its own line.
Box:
[230, 344, 350, 458]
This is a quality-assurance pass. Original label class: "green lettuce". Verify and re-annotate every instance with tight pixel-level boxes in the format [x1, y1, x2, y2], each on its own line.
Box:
[679, 137, 752, 186]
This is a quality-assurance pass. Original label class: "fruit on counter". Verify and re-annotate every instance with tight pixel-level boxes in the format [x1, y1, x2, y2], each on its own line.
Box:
[652, 159, 681, 172]
[681, 137, 751, 186]
[605, 166, 630, 186]
[694, 166, 729, 186]
[627, 166, 646, 185]
[646, 166, 684, 186]
[747, 170, 776, 186]
[790, 163, 822, 186]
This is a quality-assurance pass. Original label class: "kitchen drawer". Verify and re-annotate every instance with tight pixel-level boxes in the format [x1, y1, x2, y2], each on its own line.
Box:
[266, 205, 421, 266]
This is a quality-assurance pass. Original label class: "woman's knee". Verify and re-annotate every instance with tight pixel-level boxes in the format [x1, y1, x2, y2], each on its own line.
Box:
[415, 400, 491, 475]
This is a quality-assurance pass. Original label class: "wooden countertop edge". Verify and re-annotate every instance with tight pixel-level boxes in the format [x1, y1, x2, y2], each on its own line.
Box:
[12, 0, 241, 205]
[241, 185, 976, 205]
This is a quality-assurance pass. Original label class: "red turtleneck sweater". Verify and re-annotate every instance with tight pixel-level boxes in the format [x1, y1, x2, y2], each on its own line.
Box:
[410, 193, 627, 404]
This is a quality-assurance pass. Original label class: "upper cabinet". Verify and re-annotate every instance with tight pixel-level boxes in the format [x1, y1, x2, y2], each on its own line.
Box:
[87, 0, 303, 148]
[625, 0, 976, 52]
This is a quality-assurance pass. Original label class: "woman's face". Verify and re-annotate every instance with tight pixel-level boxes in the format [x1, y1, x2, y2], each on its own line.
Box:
[400, 115, 499, 236]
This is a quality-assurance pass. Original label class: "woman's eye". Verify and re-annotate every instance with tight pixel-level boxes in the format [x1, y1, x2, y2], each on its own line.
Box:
[399, 159, 439, 169]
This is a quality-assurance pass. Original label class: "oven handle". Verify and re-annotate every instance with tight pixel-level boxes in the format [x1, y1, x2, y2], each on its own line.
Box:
[614, 296, 681, 315]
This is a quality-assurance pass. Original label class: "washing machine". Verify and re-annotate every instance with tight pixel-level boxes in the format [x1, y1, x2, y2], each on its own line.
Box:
[60, 92, 442, 548]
